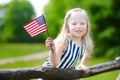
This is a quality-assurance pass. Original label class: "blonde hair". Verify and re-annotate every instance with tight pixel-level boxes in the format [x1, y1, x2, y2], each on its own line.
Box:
[54, 8, 93, 56]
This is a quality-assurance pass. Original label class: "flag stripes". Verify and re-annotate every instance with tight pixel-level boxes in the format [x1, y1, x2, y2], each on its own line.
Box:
[24, 15, 47, 37]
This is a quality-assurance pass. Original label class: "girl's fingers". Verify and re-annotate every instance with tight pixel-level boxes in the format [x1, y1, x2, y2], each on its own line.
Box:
[46, 38, 52, 42]
[46, 42, 53, 47]
[46, 37, 53, 43]
[45, 37, 55, 50]
[47, 37, 52, 40]
[76, 65, 90, 73]
[83, 67, 89, 73]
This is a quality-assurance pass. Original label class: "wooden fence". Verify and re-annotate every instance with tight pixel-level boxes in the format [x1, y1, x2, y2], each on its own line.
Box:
[0, 57, 120, 80]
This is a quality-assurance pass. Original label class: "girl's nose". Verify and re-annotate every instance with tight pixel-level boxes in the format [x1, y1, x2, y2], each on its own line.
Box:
[76, 25, 81, 29]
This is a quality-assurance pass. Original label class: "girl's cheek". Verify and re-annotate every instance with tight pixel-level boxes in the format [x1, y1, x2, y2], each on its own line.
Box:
[69, 28, 75, 33]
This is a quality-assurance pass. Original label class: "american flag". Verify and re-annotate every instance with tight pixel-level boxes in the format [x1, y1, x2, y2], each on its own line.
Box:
[24, 15, 47, 37]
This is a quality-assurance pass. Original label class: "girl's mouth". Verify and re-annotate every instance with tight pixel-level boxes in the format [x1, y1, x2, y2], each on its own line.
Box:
[75, 30, 82, 34]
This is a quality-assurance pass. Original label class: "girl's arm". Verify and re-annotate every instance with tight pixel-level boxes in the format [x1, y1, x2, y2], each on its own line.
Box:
[45, 37, 63, 67]
[49, 48, 62, 67]
[77, 48, 92, 73]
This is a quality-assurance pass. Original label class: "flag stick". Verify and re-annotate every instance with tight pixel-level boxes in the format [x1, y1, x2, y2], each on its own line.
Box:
[46, 26, 54, 52]
[43, 15, 54, 52]
[43, 15, 50, 37]
[46, 27, 50, 37]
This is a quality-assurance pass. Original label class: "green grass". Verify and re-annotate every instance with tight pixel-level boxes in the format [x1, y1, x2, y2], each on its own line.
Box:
[0, 58, 47, 69]
[0, 43, 47, 59]
[82, 71, 119, 80]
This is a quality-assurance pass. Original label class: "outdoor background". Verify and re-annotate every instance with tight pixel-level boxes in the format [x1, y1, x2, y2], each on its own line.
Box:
[0, 0, 119, 80]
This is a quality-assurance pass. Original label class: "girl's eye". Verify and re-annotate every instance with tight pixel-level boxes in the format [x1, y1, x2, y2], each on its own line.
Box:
[72, 23, 76, 25]
[81, 22, 85, 25]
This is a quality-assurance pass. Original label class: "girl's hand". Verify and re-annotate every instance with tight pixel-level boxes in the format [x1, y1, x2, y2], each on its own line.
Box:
[45, 37, 55, 50]
[76, 64, 90, 73]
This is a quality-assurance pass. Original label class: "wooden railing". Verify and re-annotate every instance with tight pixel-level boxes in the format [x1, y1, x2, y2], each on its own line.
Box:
[0, 57, 120, 80]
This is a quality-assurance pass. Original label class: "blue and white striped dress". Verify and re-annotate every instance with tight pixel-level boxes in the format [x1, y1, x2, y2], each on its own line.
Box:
[42, 39, 84, 69]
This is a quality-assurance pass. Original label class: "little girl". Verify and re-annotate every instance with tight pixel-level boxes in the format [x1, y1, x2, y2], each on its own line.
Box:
[43, 8, 93, 73]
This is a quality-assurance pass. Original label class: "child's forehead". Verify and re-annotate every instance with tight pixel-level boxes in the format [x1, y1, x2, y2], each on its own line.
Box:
[68, 19, 86, 23]
[69, 15, 86, 22]
[70, 11, 86, 19]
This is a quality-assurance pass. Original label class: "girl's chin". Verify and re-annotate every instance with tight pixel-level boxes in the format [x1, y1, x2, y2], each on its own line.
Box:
[73, 35, 82, 38]
[75, 34, 84, 37]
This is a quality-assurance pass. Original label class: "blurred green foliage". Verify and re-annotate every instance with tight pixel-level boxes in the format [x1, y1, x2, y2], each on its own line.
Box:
[0, 0, 46, 43]
[0, 0, 120, 58]
[44, 0, 120, 58]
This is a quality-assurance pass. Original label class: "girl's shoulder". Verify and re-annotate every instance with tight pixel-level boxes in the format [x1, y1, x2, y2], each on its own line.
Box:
[54, 36, 68, 53]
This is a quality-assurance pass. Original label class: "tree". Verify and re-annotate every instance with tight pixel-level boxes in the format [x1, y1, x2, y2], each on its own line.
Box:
[0, 4, 8, 42]
[87, 0, 120, 58]
[1, 0, 35, 42]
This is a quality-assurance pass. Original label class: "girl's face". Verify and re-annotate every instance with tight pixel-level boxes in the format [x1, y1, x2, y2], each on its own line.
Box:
[68, 11, 87, 39]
